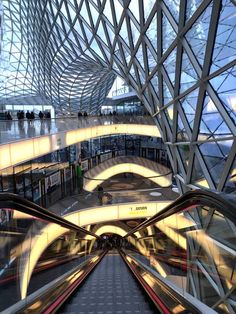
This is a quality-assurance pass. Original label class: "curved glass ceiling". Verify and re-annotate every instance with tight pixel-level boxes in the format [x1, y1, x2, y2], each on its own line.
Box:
[0, 0, 235, 193]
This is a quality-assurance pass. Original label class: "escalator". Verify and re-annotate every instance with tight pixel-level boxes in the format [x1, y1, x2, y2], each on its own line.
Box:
[60, 250, 157, 314]
[0, 190, 235, 313]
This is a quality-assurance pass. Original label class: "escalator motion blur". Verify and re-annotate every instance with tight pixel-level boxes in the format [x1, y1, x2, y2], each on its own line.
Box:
[59, 250, 157, 314]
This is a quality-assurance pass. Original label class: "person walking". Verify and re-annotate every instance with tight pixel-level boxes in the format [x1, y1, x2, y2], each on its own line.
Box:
[39, 111, 44, 119]
[97, 185, 104, 205]
[26, 110, 31, 120]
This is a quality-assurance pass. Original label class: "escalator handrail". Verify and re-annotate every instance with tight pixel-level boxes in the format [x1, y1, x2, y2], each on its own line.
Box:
[82, 171, 172, 181]
[0, 192, 100, 239]
[124, 189, 236, 237]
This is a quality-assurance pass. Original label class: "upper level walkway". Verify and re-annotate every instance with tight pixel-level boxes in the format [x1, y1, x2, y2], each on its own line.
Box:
[0, 115, 157, 144]
[0, 115, 160, 170]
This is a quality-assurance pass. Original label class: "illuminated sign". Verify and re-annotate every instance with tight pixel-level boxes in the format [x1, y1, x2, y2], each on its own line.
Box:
[129, 205, 148, 215]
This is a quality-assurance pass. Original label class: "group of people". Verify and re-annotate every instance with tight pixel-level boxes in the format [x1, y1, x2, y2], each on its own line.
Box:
[77, 111, 118, 118]
[78, 111, 88, 117]
[16, 110, 51, 121]
[4, 111, 13, 120]
[100, 111, 117, 116]
[38, 111, 51, 119]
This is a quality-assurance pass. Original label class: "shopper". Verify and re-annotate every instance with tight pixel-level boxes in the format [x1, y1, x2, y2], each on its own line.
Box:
[39, 111, 44, 119]
[26, 110, 31, 120]
[30, 111, 35, 120]
[97, 185, 104, 205]
[6, 111, 12, 120]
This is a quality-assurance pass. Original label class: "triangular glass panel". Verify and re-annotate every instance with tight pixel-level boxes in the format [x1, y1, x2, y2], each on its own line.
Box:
[103, 0, 114, 25]
[128, 0, 140, 24]
[165, 104, 174, 127]
[198, 93, 231, 141]
[74, 20, 83, 38]
[144, 1, 155, 22]
[143, 87, 150, 103]
[135, 44, 144, 68]
[150, 75, 159, 96]
[223, 156, 236, 194]
[50, 1, 58, 16]
[113, 0, 124, 24]
[163, 47, 177, 87]
[119, 18, 129, 43]
[146, 13, 157, 51]
[185, 2, 213, 66]
[162, 13, 176, 54]
[164, 0, 180, 22]
[130, 64, 136, 76]
[177, 113, 189, 141]
[102, 46, 111, 61]
[199, 140, 233, 187]
[97, 21, 106, 39]
[185, 0, 204, 21]
[105, 23, 115, 44]
[81, 22, 93, 42]
[163, 80, 173, 105]
[123, 45, 132, 65]
[146, 44, 157, 72]
[114, 41, 121, 59]
[178, 144, 190, 171]
[131, 65, 141, 88]
[180, 50, 199, 93]
[90, 39, 103, 58]
[129, 17, 140, 47]
[149, 86, 159, 105]
[192, 154, 210, 189]
[210, 65, 236, 124]
[210, 1, 236, 73]
[80, 1, 91, 27]
[61, 18, 71, 33]
[60, 1, 68, 20]
[67, 1, 77, 21]
[180, 88, 199, 130]
[136, 65, 145, 86]
[88, 2, 99, 27]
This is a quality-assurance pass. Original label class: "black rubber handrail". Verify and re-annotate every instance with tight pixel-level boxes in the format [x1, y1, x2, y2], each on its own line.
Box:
[83, 171, 172, 181]
[124, 189, 236, 237]
[0, 193, 100, 239]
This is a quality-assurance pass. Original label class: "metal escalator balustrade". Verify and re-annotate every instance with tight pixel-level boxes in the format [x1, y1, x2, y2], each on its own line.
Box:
[0, 193, 103, 313]
[122, 190, 236, 314]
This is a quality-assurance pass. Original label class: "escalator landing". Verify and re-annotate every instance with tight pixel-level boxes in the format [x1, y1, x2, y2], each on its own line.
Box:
[59, 250, 157, 313]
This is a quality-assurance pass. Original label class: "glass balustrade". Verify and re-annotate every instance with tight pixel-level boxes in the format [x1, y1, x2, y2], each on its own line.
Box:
[0, 116, 155, 144]
[123, 192, 236, 313]
[0, 203, 101, 312]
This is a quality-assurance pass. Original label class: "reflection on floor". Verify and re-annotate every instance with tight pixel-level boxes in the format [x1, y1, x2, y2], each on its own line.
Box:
[48, 174, 178, 216]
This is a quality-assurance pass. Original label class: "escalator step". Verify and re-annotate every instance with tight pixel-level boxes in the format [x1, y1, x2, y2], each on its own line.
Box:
[59, 253, 157, 313]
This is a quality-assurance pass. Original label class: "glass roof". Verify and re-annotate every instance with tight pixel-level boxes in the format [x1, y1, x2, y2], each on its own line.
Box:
[0, 0, 235, 194]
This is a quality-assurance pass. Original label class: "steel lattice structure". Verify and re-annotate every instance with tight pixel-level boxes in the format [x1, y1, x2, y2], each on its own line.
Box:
[0, 0, 236, 193]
